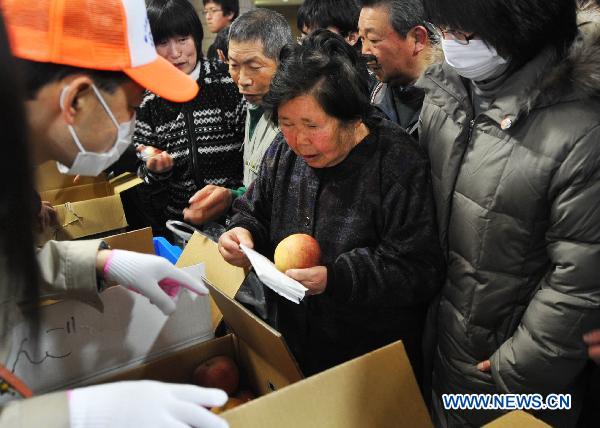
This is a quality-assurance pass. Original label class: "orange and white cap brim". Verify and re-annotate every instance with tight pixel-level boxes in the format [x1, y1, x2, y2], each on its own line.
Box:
[122, 0, 198, 102]
[125, 56, 198, 103]
[2, 0, 198, 103]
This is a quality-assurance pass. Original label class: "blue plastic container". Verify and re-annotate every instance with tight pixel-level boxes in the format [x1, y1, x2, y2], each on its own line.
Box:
[153, 237, 183, 264]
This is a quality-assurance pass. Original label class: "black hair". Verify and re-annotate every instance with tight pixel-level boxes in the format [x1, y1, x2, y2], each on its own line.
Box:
[263, 29, 371, 126]
[360, 0, 427, 37]
[209, 26, 230, 60]
[15, 60, 129, 100]
[423, 0, 578, 64]
[202, 0, 239, 20]
[147, 0, 204, 57]
[297, 0, 360, 38]
[229, 8, 293, 60]
[0, 13, 40, 338]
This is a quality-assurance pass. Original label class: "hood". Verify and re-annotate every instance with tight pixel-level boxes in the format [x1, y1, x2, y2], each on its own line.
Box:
[531, 1, 600, 106]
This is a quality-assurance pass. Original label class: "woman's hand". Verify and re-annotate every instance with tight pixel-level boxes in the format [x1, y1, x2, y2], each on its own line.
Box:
[218, 227, 254, 268]
[584, 330, 600, 364]
[286, 266, 327, 295]
[138, 145, 173, 173]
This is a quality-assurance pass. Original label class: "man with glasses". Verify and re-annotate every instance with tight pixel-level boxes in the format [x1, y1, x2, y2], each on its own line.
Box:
[358, 0, 438, 138]
[203, 0, 238, 61]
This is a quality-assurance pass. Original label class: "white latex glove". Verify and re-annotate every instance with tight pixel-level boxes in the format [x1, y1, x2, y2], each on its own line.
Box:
[103, 250, 208, 315]
[69, 380, 228, 428]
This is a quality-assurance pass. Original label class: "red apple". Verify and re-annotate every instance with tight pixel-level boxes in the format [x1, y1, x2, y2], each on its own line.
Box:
[274, 234, 322, 272]
[193, 355, 239, 395]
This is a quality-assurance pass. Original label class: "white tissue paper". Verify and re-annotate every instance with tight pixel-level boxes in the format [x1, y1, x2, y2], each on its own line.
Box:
[240, 244, 307, 304]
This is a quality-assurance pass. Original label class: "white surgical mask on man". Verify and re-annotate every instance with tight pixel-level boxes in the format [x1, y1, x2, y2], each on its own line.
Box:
[56, 84, 135, 177]
[442, 39, 509, 81]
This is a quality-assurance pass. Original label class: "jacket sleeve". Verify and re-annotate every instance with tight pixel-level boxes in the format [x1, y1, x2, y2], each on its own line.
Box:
[228, 136, 283, 253]
[36, 239, 104, 310]
[0, 391, 69, 427]
[490, 125, 600, 394]
[325, 154, 444, 307]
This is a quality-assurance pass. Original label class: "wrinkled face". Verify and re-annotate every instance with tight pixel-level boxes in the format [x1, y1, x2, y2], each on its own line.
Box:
[278, 94, 355, 169]
[228, 40, 278, 105]
[358, 6, 414, 84]
[204, 1, 233, 33]
[155, 35, 198, 75]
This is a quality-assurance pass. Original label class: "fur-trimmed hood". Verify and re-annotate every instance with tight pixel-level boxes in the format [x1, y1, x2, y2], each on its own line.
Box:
[533, 1, 600, 104]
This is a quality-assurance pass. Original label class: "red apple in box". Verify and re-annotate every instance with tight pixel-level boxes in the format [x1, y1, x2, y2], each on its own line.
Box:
[274, 234, 322, 272]
[193, 355, 239, 395]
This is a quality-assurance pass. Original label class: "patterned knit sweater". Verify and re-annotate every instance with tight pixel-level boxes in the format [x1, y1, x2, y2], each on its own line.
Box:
[133, 57, 247, 220]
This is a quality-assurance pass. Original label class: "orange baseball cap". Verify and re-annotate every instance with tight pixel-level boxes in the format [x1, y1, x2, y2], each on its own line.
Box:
[1, 0, 199, 102]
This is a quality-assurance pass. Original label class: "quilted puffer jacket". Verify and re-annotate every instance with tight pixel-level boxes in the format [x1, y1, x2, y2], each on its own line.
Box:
[417, 7, 600, 427]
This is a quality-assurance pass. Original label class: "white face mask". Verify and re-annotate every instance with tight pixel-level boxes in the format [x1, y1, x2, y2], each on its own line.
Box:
[57, 84, 135, 177]
[442, 39, 509, 81]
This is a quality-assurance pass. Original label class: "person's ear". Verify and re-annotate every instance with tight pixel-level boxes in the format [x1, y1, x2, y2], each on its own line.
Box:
[410, 25, 429, 56]
[345, 31, 359, 46]
[59, 76, 94, 125]
[225, 11, 235, 22]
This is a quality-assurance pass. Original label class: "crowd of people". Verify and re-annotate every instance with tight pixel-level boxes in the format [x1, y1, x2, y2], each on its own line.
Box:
[0, 0, 599, 427]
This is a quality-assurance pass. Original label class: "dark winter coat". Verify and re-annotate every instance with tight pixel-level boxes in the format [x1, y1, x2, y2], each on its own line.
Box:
[229, 113, 444, 376]
[417, 8, 600, 427]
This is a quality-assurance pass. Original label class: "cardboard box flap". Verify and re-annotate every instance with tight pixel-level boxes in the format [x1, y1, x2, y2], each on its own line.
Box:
[41, 182, 113, 205]
[205, 280, 303, 386]
[222, 340, 432, 428]
[177, 232, 246, 330]
[36, 161, 107, 192]
[103, 227, 154, 254]
[50, 195, 127, 240]
[484, 411, 550, 427]
[110, 172, 143, 194]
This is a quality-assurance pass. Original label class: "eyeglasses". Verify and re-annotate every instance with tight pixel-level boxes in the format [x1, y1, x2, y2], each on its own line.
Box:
[203, 8, 223, 16]
[432, 26, 477, 45]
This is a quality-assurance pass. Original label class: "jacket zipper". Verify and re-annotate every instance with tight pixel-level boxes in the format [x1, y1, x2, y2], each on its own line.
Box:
[185, 107, 203, 187]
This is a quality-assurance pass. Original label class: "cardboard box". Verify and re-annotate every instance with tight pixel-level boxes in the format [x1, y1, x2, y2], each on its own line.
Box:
[36, 161, 142, 240]
[94, 232, 433, 427]
[6, 228, 213, 395]
[484, 411, 551, 427]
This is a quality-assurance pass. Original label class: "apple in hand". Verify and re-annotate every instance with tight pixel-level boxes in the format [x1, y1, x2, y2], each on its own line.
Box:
[137, 146, 163, 161]
[193, 355, 239, 395]
[274, 234, 322, 273]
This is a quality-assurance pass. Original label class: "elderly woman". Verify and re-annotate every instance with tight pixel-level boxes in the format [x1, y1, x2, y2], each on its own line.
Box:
[219, 30, 443, 376]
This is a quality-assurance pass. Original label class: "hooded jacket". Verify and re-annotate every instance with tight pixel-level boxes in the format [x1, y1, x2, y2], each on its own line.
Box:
[417, 6, 600, 427]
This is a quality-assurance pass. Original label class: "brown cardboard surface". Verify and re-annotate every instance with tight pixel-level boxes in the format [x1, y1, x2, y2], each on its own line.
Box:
[40, 182, 113, 205]
[177, 232, 246, 330]
[222, 340, 433, 428]
[484, 411, 551, 427]
[36, 161, 106, 192]
[206, 280, 303, 388]
[50, 195, 127, 240]
[36, 163, 141, 240]
[103, 227, 154, 254]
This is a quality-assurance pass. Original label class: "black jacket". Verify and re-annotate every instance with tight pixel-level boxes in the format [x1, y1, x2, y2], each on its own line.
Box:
[133, 58, 246, 221]
[230, 114, 444, 376]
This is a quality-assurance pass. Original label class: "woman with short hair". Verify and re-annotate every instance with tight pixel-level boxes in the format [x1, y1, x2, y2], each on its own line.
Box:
[219, 30, 444, 377]
[134, 0, 246, 238]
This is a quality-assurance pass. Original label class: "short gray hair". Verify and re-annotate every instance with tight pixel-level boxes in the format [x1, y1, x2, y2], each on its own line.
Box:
[228, 8, 293, 60]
